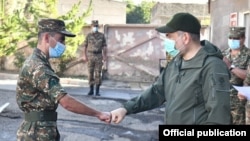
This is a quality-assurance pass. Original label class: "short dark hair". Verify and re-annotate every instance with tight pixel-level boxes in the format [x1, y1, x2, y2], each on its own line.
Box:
[189, 33, 200, 42]
[177, 31, 200, 43]
[37, 32, 56, 41]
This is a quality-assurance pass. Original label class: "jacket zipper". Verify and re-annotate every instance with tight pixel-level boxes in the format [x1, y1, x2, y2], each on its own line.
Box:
[166, 60, 181, 118]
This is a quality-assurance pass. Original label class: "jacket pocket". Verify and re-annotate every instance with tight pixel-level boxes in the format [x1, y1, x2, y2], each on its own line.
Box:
[210, 72, 230, 100]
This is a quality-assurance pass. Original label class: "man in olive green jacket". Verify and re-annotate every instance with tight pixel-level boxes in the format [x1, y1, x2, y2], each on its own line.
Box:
[110, 12, 231, 125]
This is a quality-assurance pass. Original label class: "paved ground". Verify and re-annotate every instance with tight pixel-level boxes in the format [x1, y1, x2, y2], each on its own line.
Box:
[0, 72, 152, 100]
[0, 73, 164, 141]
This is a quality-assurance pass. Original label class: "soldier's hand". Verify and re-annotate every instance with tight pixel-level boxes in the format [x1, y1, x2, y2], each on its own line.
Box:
[97, 112, 111, 124]
[111, 108, 127, 124]
[238, 92, 247, 101]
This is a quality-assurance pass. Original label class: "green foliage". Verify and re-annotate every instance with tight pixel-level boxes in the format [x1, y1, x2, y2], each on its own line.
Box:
[0, 10, 25, 56]
[58, 0, 92, 59]
[13, 51, 26, 69]
[126, 0, 156, 24]
[55, 0, 92, 75]
[0, 0, 93, 74]
[140, 1, 156, 23]
[18, 0, 58, 48]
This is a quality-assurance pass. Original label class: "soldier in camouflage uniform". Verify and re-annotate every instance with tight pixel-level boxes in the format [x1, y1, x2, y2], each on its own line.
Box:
[222, 27, 250, 125]
[16, 19, 111, 141]
[83, 20, 107, 96]
[239, 67, 250, 124]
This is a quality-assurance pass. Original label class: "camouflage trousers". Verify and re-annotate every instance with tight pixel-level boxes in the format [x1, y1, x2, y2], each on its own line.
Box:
[230, 91, 246, 125]
[87, 54, 103, 86]
[245, 101, 250, 124]
[17, 121, 60, 141]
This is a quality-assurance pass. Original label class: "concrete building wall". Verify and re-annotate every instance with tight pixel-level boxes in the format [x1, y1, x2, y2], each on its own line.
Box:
[151, 3, 209, 25]
[210, 0, 250, 50]
[58, 0, 126, 25]
[150, 3, 210, 41]
[62, 24, 168, 82]
[104, 24, 166, 82]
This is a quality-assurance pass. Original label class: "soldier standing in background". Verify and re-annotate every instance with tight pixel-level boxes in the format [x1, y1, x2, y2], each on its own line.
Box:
[83, 20, 107, 96]
[16, 19, 111, 141]
[222, 27, 250, 124]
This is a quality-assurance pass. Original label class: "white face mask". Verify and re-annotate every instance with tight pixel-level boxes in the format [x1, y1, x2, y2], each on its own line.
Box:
[164, 38, 179, 57]
[49, 37, 66, 58]
[164, 33, 185, 57]
[92, 27, 98, 32]
[228, 39, 240, 50]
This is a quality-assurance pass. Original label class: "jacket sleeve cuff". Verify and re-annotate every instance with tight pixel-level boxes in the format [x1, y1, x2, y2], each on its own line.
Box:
[123, 101, 138, 115]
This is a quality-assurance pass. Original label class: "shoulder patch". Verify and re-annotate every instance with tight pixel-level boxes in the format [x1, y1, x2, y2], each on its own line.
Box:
[49, 77, 59, 89]
[212, 73, 230, 90]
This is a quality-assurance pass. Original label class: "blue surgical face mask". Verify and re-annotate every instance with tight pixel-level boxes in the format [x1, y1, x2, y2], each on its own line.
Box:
[92, 27, 98, 32]
[49, 40, 66, 58]
[164, 38, 179, 57]
[228, 39, 240, 50]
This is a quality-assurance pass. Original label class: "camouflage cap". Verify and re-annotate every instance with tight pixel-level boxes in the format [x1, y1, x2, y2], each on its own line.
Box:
[228, 27, 245, 38]
[38, 18, 76, 37]
[91, 20, 99, 26]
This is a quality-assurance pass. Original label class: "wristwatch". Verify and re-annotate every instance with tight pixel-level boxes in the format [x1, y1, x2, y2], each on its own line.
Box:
[230, 65, 235, 71]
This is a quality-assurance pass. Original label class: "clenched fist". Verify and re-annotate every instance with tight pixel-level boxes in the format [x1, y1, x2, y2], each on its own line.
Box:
[97, 112, 112, 124]
[111, 108, 127, 124]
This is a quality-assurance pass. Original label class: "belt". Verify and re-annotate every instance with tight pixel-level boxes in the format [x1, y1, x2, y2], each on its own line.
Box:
[88, 51, 102, 54]
[24, 111, 57, 122]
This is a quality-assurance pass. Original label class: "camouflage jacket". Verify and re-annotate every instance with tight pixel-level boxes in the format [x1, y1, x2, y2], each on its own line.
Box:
[83, 31, 106, 55]
[16, 48, 67, 113]
[16, 48, 67, 140]
[244, 64, 250, 85]
[223, 45, 250, 85]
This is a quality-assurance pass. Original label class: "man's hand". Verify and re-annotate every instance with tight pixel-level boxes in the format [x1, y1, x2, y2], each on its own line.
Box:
[223, 57, 231, 69]
[111, 108, 127, 124]
[97, 112, 111, 124]
[238, 92, 247, 101]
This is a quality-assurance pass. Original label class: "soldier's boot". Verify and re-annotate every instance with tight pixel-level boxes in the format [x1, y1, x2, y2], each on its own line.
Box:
[95, 85, 100, 96]
[87, 85, 94, 96]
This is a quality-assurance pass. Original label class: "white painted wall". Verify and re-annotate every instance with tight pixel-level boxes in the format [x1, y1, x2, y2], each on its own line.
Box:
[58, 0, 126, 25]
